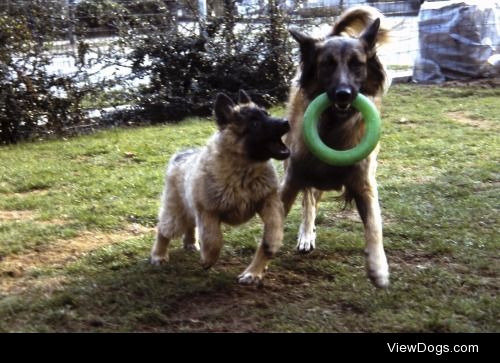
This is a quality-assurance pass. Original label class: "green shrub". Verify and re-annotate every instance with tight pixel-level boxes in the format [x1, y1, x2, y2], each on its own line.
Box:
[0, 2, 84, 144]
[0, 0, 296, 142]
[130, 0, 295, 122]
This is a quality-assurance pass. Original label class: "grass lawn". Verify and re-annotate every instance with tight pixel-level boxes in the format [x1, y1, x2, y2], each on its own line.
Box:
[0, 83, 498, 332]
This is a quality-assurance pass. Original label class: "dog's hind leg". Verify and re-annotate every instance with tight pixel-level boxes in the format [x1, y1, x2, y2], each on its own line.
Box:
[151, 228, 172, 265]
[197, 211, 223, 269]
[152, 212, 187, 264]
[297, 188, 319, 253]
[151, 181, 187, 264]
[183, 227, 199, 252]
[239, 193, 284, 285]
[351, 182, 389, 288]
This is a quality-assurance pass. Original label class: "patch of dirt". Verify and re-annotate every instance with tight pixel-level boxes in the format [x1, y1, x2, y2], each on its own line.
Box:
[446, 111, 495, 129]
[0, 224, 154, 295]
[317, 208, 361, 227]
[318, 208, 396, 227]
[159, 300, 261, 332]
[140, 254, 351, 332]
[334, 208, 362, 223]
[14, 189, 49, 197]
[38, 219, 67, 226]
[152, 281, 292, 332]
[1, 189, 50, 198]
[390, 250, 496, 275]
[389, 251, 450, 270]
[0, 210, 36, 221]
[0, 209, 67, 226]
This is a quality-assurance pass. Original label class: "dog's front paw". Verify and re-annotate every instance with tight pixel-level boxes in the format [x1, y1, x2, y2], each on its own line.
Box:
[366, 250, 389, 288]
[150, 254, 169, 265]
[367, 265, 389, 289]
[296, 225, 316, 253]
[238, 271, 263, 285]
[369, 271, 389, 289]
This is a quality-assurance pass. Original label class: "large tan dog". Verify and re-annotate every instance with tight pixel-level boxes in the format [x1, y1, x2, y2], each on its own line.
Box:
[151, 91, 290, 284]
[281, 6, 391, 288]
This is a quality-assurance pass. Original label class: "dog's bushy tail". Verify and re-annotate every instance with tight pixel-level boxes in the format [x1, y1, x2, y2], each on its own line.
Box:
[336, 187, 355, 210]
[331, 5, 391, 46]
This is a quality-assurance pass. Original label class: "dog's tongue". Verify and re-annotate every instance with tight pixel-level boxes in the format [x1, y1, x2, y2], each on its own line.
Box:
[268, 140, 290, 160]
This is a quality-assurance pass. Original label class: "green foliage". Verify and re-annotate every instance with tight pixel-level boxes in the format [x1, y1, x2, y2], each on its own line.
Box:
[1, 0, 67, 40]
[0, 0, 296, 142]
[130, 0, 295, 121]
[0, 2, 84, 144]
[75, 0, 129, 31]
[75, 0, 176, 33]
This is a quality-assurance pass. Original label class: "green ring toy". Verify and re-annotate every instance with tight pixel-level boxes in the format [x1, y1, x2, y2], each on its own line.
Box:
[303, 93, 381, 166]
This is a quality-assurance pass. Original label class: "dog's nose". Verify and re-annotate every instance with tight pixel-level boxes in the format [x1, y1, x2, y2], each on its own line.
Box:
[282, 119, 290, 132]
[335, 88, 352, 104]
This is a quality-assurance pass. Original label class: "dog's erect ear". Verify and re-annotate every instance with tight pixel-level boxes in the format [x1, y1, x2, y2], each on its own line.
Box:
[289, 27, 316, 54]
[360, 18, 380, 51]
[289, 26, 311, 45]
[289, 27, 318, 86]
[214, 93, 235, 128]
[238, 90, 252, 104]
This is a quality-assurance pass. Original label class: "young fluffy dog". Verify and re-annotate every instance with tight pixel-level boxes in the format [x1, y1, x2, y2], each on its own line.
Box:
[151, 91, 290, 284]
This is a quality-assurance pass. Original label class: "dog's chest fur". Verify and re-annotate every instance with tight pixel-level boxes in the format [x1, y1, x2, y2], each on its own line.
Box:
[287, 96, 369, 190]
[180, 133, 279, 225]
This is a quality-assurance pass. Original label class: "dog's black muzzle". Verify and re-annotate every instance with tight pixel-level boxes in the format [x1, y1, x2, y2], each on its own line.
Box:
[276, 118, 290, 136]
[267, 118, 290, 160]
[327, 85, 358, 112]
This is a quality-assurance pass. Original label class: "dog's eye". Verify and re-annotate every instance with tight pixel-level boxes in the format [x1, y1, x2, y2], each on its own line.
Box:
[251, 120, 260, 129]
[320, 59, 337, 71]
[349, 58, 364, 69]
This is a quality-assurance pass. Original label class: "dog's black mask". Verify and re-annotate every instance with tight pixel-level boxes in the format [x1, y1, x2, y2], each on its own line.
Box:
[214, 91, 290, 162]
[239, 107, 290, 161]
